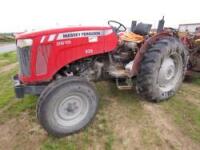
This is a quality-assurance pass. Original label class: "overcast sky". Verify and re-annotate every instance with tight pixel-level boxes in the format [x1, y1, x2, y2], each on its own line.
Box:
[0, 0, 199, 32]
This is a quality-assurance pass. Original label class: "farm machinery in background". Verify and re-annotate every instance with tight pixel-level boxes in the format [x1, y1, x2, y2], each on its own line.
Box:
[13, 17, 193, 137]
[179, 27, 200, 73]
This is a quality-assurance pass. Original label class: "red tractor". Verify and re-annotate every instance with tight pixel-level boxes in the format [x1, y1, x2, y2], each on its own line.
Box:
[13, 18, 188, 137]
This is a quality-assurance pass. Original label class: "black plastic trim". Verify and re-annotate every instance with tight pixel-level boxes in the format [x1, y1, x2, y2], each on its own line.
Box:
[13, 75, 46, 98]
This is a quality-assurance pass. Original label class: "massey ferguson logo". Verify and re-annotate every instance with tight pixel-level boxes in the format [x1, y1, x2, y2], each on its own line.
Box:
[63, 32, 101, 38]
[57, 29, 113, 40]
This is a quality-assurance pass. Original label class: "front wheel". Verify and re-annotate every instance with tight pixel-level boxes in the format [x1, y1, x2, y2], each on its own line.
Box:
[136, 37, 188, 102]
[37, 77, 99, 137]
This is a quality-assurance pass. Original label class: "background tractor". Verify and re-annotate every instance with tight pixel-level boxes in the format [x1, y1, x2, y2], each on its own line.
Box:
[179, 27, 200, 73]
[13, 17, 188, 137]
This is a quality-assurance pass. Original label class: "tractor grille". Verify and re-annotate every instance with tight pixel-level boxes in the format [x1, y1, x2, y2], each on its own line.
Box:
[17, 47, 31, 76]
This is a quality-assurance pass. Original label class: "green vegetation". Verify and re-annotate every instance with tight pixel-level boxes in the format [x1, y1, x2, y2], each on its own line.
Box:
[192, 74, 200, 86]
[0, 51, 17, 67]
[0, 34, 15, 43]
[0, 68, 17, 108]
[105, 133, 115, 150]
[41, 137, 77, 150]
[7, 95, 37, 115]
[162, 92, 200, 142]
[140, 125, 163, 148]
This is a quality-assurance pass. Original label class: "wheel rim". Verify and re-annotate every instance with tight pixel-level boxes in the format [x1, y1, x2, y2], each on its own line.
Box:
[54, 92, 89, 127]
[158, 54, 182, 92]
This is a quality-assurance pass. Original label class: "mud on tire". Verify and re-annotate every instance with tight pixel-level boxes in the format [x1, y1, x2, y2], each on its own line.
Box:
[136, 37, 188, 102]
[37, 77, 99, 137]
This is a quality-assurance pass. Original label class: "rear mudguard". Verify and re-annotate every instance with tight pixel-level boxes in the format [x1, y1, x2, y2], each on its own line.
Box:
[130, 32, 175, 77]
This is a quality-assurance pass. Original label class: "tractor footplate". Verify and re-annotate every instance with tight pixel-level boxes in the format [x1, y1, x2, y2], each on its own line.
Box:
[115, 78, 133, 90]
[109, 68, 130, 78]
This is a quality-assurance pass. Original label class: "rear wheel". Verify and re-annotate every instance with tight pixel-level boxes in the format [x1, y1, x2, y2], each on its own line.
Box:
[136, 37, 188, 102]
[37, 77, 99, 137]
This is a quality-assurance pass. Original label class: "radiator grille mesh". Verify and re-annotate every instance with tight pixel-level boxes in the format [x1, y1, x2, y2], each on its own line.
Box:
[17, 47, 31, 76]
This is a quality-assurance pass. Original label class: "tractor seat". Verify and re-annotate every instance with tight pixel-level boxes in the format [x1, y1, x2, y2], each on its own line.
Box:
[134, 23, 152, 36]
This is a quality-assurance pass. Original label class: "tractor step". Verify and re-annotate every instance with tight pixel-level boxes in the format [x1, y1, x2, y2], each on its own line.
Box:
[109, 68, 129, 78]
[117, 85, 133, 90]
[116, 78, 133, 90]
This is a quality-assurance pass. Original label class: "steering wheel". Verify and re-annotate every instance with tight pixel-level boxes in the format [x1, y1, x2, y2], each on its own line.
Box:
[108, 20, 126, 33]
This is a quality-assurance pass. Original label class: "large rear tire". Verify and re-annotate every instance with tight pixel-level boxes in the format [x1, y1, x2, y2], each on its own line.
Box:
[37, 77, 99, 137]
[136, 37, 188, 102]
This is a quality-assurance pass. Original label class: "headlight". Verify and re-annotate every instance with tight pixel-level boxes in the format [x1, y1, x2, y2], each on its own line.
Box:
[17, 39, 33, 48]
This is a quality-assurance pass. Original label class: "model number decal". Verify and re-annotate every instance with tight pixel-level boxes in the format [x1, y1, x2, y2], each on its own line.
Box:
[85, 49, 93, 54]
[88, 36, 98, 43]
[56, 40, 72, 46]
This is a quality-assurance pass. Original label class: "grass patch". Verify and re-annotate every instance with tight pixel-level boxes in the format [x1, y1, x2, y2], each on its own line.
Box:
[0, 51, 17, 67]
[0, 51, 17, 107]
[192, 77, 200, 86]
[0, 67, 37, 122]
[179, 84, 200, 102]
[185, 72, 200, 86]
[41, 137, 77, 150]
[192, 72, 200, 85]
[0, 68, 17, 108]
[105, 133, 114, 150]
[0, 96, 37, 124]
[7, 95, 37, 115]
[141, 125, 163, 148]
[107, 81, 145, 120]
[162, 96, 200, 142]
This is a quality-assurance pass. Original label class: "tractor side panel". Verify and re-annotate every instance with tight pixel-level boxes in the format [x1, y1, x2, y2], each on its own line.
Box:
[21, 29, 118, 83]
[55, 33, 106, 71]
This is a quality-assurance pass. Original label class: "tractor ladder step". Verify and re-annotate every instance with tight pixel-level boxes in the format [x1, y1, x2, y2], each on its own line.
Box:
[115, 78, 133, 90]
[109, 68, 130, 78]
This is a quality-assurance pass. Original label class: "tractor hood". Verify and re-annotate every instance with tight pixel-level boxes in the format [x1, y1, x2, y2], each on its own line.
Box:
[15, 26, 112, 39]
